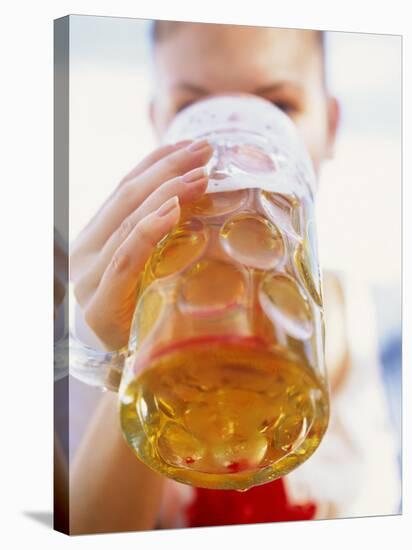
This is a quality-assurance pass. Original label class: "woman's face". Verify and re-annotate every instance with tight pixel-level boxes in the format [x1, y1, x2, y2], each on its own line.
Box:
[150, 24, 339, 173]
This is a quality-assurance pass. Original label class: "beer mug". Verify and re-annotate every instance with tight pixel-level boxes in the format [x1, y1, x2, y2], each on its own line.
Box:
[104, 95, 329, 490]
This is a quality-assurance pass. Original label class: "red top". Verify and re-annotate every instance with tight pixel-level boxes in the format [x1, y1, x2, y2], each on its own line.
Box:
[184, 478, 316, 527]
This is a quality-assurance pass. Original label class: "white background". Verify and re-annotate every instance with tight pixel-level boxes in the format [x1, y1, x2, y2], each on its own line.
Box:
[0, 1, 410, 549]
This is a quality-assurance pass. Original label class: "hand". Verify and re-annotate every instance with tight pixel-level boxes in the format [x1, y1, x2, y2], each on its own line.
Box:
[70, 139, 213, 351]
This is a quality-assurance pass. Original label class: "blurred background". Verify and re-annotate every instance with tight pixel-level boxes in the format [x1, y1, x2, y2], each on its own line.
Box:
[66, 16, 402, 494]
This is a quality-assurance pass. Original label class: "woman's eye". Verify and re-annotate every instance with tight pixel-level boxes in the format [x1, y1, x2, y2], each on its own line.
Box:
[271, 101, 295, 114]
[176, 99, 199, 114]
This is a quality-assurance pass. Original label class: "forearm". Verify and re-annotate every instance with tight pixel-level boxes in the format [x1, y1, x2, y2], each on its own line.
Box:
[70, 391, 165, 535]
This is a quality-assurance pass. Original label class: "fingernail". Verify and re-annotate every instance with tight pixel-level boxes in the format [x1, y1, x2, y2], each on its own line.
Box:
[182, 166, 208, 184]
[186, 139, 211, 153]
[157, 196, 179, 217]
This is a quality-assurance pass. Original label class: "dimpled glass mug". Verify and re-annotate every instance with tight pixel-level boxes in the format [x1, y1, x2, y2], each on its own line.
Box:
[118, 95, 329, 491]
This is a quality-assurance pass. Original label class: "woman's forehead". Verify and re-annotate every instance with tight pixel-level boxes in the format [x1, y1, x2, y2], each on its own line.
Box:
[154, 24, 323, 92]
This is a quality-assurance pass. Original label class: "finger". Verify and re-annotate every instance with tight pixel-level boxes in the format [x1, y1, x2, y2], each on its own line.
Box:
[81, 139, 213, 250]
[125, 139, 213, 207]
[83, 197, 181, 350]
[120, 140, 193, 185]
[74, 166, 207, 297]
[87, 166, 208, 285]
[75, 140, 191, 249]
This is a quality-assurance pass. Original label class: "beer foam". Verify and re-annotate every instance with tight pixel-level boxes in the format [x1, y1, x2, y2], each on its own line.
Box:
[164, 95, 316, 197]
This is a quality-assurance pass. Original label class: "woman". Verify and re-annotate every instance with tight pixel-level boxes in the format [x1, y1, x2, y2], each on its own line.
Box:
[67, 22, 400, 534]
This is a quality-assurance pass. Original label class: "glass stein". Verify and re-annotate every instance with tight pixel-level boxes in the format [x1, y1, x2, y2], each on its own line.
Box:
[117, 95, 329, 490]
[73, 94, 330, 491]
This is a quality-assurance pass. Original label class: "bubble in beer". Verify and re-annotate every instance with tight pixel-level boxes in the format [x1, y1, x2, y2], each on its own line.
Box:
[150, 219, 207, 278]
[220, 214, 284, 269]
[179, 259, 246, 316]
[259, 273, 312, 340]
